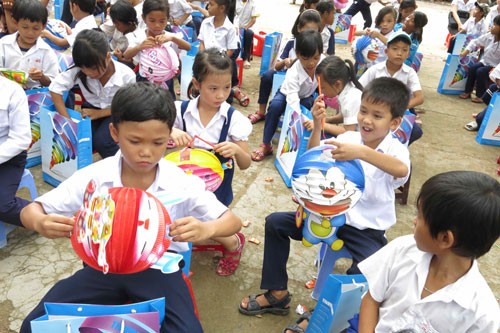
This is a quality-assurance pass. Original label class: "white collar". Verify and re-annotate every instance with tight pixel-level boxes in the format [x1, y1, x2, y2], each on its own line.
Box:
[185, 97, 231, 120]
[4, 32, 53, 52]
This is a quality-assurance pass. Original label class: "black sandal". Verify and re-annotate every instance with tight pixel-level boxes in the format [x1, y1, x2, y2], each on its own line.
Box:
[283, 311, 312, 333]
[239, 290, 292, 316]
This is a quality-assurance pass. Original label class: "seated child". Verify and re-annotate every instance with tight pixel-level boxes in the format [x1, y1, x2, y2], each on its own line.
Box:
[169, 0, 197, 41]
[0, 0, 59, 89]
[41, 0, 98, 49]
[402, 11, 427, 67]
[19, 82, 242, 333]
[358, 171, 500, 332]
[448, 1, 489, 54]
[0, 76, 31, 227]
[239, 77, 410, 318]
[316, 0, 335, 56]
[235, 0, 259, 68]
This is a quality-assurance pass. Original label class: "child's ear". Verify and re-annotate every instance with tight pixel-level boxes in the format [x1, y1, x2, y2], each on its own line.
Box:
[192, 77, 200, 90]
[437, 230, 455, 250]
[390, 116, 402, 131]
[109, 123, 119, 143]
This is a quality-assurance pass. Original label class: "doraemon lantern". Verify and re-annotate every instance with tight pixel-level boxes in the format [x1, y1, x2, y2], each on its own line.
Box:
[291, 145, 365, 251]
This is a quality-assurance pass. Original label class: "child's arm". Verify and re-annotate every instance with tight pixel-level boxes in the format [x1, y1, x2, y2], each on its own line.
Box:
[358, 291, 381, 333]
[243, 16, 257, 30]
[408, 90, 424, 109]
[123, 37, 157, 59]
[50, 91, 71, 119]
[20, 202, 74, 239]
[172, 13, 191, 26]
[199, 40, 205, 52]
[213, 140, 251, 170]
[308, 94, 327, 149]
[170, 127, 193, 147]
[41, 30, 70, 48]
[189, 3, 209, 17]
[28, 68, 51, 87]
[81, 108, 111, 120]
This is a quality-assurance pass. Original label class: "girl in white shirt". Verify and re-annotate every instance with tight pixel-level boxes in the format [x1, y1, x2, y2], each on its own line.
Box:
[106, 0, 139, 67]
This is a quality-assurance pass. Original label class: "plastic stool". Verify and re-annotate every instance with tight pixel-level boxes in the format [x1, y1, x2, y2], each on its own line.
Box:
[311, 243, 351, 300]
[444, 33, 452, 48]
[253, 31, 267, 57]
[0, 169, 38, 249]
[236, 57, 244, 87]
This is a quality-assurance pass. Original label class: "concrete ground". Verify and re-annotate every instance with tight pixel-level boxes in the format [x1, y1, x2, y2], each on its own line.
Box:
[1, 0, 499, 332]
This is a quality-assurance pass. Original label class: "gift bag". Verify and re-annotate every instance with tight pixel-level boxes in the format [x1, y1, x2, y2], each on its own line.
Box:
[332, 14, 355, 44]
[44, 19, 71, 51]
[410, 52, 423, 73]
[31, 297, 165, 333]
[259, 32, 283, 76]
[392, 110, 416, 146]
[171, 25, 193, 43]
[437, 53, 479, 95]
[451, 34, 476, 56]
[180, 54, 195, 101]
[306, 274, 367, 333]
[25, 88, 53, 167]
[40, 105, 92, 187]
[476, 92, 500, 146]
[274, 104, 312, 187]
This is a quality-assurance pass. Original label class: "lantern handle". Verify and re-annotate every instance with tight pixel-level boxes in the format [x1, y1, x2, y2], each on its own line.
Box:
[188, 135, 216, 149]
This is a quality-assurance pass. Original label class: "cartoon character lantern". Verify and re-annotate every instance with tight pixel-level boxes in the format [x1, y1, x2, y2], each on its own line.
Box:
[71, 180, 171, 274]
[291, 145, 365, 250]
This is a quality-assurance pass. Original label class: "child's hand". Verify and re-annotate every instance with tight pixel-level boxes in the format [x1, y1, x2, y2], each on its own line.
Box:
[113, 48, 123, 59]
[311, 94, 327, 124]
[284, 57, 293, 68]
[155, 34, 172, 45]
[36, 214, 75, 239]
[303, 119, 314, 131]
[213, 141, 239, 159]
[40, 29, 51, 38]
[81, 108, 101, 120]
[140, 37, 157, 50]
[169, 216, 214, 242]
[368, 30, 381, 39]
[28, 68, 44, 81]
[325, 139, 367, 161]
[170, 128, 193, 147]
[459, 49, 469, 58]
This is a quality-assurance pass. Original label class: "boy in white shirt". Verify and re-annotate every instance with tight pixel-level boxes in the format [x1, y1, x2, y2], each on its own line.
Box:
[358, 171, 500, 332]
[169, 0, 197, 40]
[447, 1, 489, 53]
[41, 0, 97, 48]
[235, 0, 259, 68]
[0, 0, 59, 89]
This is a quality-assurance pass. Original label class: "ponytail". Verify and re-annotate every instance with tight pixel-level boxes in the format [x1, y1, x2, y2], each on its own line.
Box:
[345, 59, 363, 90]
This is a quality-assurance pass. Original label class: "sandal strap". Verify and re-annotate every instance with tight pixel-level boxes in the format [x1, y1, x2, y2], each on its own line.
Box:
[246, 294, 264, 312]
[283, 323, 306, 333]
[263, 290, 291, 308]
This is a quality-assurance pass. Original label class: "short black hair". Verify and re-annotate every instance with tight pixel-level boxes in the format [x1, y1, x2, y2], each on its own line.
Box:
[70, 0, 96, 15]
[142, 0, 169, 18]
[291, 8, 322, 37]
[111, 82, 176, 130]
[361, 77, 409, 118]
[12, 0, 48, 25]
[110, 0, 138, 25]
[417, 171, 500, 258]
[73, 29, 109, 70]
[295, 29, 323, 57]
[316, 0, 334, 15]
[493, 14, 500, 26]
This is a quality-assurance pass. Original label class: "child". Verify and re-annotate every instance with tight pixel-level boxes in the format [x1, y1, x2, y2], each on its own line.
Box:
[170, 48, 251, 276]
[41, 0, 97, 48]
[448, 2, 489, 54]
[0, 76, 31, 227]
[359, 31, 423, 144]
[316, 0, 335, 56]
[448, 0, 475, 35]
[198, 0, 249, 107]
[0, 0, 58, 89]
[248, 9, 322, 124]
[344, 0, 393, 30]
[303, 56, 363, 137]
[358, 171, 500, 332]
[485, 0, 500, 29]
[19, 82, 242, 333]
[395, 0, 416, 26]
[235, 0, 259, 69]
[299, 0, 319, 13]
[169, 0, 197, 41]
[402, 11, 428, 66]
[49, 29, 136, 158]
[251, 29, 324, 161]
[459, 15, 500, 103]
[239, 77, 410, 318]
[107, 0, 139, 67]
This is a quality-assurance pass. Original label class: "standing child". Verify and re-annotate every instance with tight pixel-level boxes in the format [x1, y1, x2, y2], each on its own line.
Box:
[316, 0, 335, 56]
[0, 76, 31, 227]
[0, 0, 59, 89]
[299, 0, 319, 13]
[251, 29, 324, 161]
[459, 15, 500, 103]
[448, 2, 489, 54]
[344, 0, 391, 30]
[239, 77, 410, 319]
[49, 29, 136, 158]
[303, 55, 363, 137]
[170, 48, 251, 276]
[358, 171, 500, 332]
[235, 0, 258, 69]
[19, 82, 242, 333]
[402, 11, 428, 66]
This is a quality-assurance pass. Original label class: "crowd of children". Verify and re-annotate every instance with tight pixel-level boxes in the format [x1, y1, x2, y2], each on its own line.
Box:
[0, 0, 499, 332]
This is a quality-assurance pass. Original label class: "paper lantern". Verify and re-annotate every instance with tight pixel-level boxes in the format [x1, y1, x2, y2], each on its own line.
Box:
[71, 181, 171, 274]
[353, 35, 379, 66]
[44, 19, 70, 51]
[291, 145, 365, 250]
[140, 44, 179, 88]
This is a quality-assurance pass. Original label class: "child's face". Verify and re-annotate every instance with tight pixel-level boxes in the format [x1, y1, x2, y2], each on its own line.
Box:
[15, 19, 44, 47]
[379, 13, 396, 35]
[413, 205, 436, 253]
[319, 74, 342, 98]
[299, 21, 321, 33]
[207, 0, 224, 17]
[144, 10, 168, 36]
[298, 50, 322, 77]
[109, 119, 171, 177]
[323, 11, 335, 26]
[113, 20, 134, 34]
[489, 23, 500, 36]
[403, 13, 415, 33]
[473, 7, 484, 20]
[385, 40, 410, 67]
[193, 72, 232, 110]
[357, 97, 401, 149]
[399, 7, 415, 22]
[81, 53, 112, 80]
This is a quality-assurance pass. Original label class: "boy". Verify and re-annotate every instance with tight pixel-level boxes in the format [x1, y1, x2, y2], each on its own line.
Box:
[316, 0, 335, 56]
[239, 77, 410, 318]
[41, 0, 97, 48]
[358, 171, 500, 332]
[359, 30, 423, 144]
[235, 0, 259, 68]
[0, 0, 59, 89]
[448, 2, 489, 54]
[0, 76, 31, 227]
[19, 82, 242, 333]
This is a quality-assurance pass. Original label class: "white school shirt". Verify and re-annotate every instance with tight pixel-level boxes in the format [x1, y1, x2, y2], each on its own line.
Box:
[100, 3, 146, 51]
[321, 26, 331, 56]
[485, 5, 499, 28]
[280, 54, 326, 113]
[66, 15, 98, 47]
[198, 16, 238, 51]
[35, 151, 228, 253]
[235, 0, 258, 28]
[49, 60, 135, 109]
[451, 0, 475, 12]
[0, 76, 31, 164]
[336, 131, 410, 230]
[489, 62, 500, 82]
[169, 0, 193, 25]
[461, 17, 488, 36]
[338, 82, 362, 126]
[173, 98, 252, 149]
[126, 28, 183, 65]
[359, 61, 422, 95]
[0, 33, 59, 89]
[466, 32, 500, 67]
[358, 235, 500, 333]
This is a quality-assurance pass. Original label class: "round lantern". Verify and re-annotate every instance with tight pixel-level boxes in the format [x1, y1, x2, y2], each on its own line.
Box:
[140, 44, 179, 87]
[71, 180, 171, 274]
[353, 35, 379, 66]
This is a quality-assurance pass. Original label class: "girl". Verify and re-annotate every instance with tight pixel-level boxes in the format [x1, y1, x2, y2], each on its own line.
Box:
[251, 30, 324, 161]
[124, 0, 191, 99]
[403, 11, 428, 66]
[198, 0, 250, 107]
[299, 0, 319, 13]
[248, 9, 322, 124]
[108, 0, 139, 67]
[49, 29, 136, 158]
[170, 48, 252, 276]
[396, 0, 417, 26]
[303, 56, 363, 137]
[235, 0, 258, 69]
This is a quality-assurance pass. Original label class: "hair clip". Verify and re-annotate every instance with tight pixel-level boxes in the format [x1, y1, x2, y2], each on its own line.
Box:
[218, 48, 227, 57]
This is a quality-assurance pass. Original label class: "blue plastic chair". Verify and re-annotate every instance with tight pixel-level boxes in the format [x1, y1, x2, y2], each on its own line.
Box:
[312, 243, 352, 300]
[178, 242, 193, 276]
[0, 169, 38, 249]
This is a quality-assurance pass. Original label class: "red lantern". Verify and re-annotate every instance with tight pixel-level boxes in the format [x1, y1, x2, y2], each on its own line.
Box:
[71, 182, 171, 274]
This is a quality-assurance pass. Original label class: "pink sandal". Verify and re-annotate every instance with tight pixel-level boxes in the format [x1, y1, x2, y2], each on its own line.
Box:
[216, 232, 245, 276]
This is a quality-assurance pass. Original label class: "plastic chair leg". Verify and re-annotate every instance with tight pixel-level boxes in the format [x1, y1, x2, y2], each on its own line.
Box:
[312, 244, 352, 300]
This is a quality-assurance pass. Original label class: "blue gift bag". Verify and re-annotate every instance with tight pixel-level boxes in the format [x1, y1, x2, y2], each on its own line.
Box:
[180, 54, 195, 101]
[25, 88, 52, 168]
[451, 33, 477, 55]
[437, 53, 479, 95]
[476, 92, 500, 146]
[392, 110, 416, 146]
[259, 32, 283, 76]
[40, 105, 92, 187]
